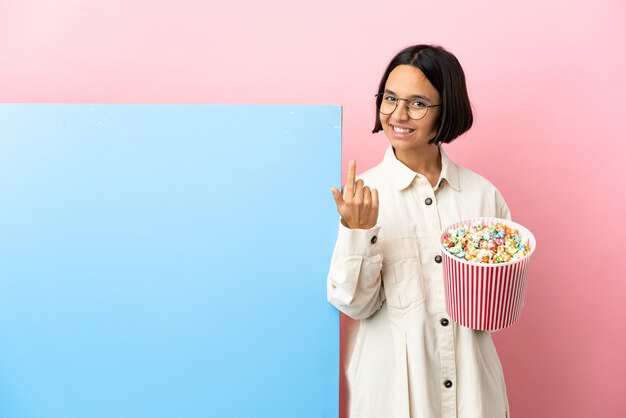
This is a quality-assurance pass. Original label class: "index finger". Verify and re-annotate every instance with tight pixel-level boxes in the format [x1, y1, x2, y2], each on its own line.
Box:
[345, 160, 357, 194]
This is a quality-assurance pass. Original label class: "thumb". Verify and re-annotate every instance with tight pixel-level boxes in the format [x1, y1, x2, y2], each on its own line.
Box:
[330, 187, 344, 207]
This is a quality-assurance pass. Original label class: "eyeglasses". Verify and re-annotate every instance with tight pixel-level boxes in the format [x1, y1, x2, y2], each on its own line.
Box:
[375, 92, 441, 120]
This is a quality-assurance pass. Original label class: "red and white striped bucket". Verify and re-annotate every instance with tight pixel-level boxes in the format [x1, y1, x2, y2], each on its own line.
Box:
[440, 217, 536, 331]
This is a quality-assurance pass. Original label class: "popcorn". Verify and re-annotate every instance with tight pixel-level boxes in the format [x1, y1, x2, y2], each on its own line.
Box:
[441, 221, 531, 264]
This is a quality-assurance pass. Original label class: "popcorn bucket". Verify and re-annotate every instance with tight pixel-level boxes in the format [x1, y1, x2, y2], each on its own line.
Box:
[440, 217, 536, 331]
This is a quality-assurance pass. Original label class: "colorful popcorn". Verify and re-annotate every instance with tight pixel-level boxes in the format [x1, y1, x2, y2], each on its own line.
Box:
[441, 221, 531, 264]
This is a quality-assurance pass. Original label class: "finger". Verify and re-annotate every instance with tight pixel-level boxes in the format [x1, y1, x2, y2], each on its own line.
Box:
[345, 160, 357, 196]
[330, 187, 344, 207]
[363, 186, 371, 207]
[354, 179, 364, 202]
[371, 188, 379, 210]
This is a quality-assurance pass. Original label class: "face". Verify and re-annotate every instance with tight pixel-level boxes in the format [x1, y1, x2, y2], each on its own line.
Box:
[380, 64, 442, 153]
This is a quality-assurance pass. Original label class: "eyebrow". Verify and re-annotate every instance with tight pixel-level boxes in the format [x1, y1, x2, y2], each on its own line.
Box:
[384, 89, 432, 103]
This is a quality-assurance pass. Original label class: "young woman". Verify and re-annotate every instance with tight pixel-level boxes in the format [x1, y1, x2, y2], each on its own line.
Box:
[328, 45, 512, 418]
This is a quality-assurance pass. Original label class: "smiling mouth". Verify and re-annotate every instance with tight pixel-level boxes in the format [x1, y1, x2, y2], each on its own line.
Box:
[391, 124, 415, 134]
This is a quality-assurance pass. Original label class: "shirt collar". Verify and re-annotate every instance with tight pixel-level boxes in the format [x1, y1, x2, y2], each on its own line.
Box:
[439, 147, 461, 191]
[384, 145, 461, 192]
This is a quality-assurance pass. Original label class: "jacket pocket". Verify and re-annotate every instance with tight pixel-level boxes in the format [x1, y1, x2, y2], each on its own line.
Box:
[380, 237, 425, 309]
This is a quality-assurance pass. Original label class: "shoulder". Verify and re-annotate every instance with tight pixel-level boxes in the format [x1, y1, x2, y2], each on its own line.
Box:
[455, 163, 511, 219]
[457, 164, 502, 194]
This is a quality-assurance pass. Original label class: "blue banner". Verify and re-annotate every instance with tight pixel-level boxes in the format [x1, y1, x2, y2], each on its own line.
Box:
[0, 104, 341, 418]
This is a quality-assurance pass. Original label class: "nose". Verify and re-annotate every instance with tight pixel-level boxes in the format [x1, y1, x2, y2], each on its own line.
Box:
[391, 100, 410, 120]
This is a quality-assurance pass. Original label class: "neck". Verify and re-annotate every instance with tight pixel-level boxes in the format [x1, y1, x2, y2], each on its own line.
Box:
[394, 144, 442, 176]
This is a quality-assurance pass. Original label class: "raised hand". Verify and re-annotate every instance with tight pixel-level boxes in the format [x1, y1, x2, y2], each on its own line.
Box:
[330, 160, 379, 229]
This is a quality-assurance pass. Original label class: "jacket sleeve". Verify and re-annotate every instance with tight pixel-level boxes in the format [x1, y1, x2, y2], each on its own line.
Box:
[326, 223, 385, 320]
[495, 189, 512, 221]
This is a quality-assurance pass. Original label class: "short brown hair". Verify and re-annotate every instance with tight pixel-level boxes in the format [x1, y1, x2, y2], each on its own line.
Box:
[373, 44, 473, 144]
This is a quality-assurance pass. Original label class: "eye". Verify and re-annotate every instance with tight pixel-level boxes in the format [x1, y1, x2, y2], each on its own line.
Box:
[383, 95, 397, 102]
[410, 100, 427, 108]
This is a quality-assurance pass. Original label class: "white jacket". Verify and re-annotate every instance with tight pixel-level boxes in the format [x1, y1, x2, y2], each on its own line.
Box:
[327, 146, 512, 418]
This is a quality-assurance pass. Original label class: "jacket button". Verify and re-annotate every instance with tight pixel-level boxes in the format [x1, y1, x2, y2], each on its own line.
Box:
[440, 318, 449, 326]
[370, 235, 377, 244]
[434, 255, 442, 263]
[444, 380, 453, 388]
[425, 197, 433, 205]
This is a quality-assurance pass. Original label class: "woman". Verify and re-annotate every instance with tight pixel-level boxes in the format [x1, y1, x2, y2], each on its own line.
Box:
[327, 45, 512, 418]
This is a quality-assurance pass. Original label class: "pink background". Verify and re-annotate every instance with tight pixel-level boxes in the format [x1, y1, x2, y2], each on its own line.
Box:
[2, 0, 625, 416]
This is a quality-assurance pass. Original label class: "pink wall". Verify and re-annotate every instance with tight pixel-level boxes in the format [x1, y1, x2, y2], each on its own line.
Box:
[2, 0, 625, 416]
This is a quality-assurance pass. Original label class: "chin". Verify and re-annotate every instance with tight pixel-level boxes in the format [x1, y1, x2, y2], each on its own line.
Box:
[386, 136, 422, 151]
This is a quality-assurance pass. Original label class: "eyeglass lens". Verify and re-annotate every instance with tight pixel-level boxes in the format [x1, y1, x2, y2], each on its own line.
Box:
[378, 95, 428, 120]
